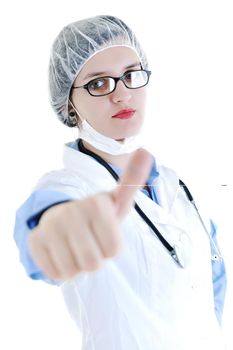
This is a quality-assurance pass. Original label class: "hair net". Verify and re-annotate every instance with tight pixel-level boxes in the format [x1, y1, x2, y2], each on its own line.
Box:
[49, 15, 148, 127]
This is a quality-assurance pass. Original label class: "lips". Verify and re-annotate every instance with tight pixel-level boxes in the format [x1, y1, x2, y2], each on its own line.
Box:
[112, 108, 136, 119]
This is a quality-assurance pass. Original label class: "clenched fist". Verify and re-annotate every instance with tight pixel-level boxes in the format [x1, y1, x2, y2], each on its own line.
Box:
[28, 149, 152, 281]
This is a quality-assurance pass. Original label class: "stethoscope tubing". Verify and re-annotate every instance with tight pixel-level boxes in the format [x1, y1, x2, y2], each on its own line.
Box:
[78, 139, 222, 266]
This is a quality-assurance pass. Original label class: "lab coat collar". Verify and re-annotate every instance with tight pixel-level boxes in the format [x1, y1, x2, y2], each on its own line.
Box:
[64, 139, 160, 185]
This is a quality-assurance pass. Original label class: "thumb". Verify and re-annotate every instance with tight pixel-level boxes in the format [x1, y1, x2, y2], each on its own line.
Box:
[111, 148, 153, 220]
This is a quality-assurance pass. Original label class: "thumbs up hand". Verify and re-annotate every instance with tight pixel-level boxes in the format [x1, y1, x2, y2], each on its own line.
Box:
[28, 149, 153, 281]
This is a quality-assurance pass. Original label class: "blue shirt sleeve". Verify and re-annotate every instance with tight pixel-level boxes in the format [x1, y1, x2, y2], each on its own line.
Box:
[13, 190, 73, 284]
[210, 219, 227, 325]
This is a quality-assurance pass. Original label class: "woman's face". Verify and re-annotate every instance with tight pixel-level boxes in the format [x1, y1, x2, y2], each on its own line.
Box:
[70, 46, 148, 140]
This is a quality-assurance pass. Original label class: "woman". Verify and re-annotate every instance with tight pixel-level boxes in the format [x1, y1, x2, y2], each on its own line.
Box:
[14, 15, 226, 350]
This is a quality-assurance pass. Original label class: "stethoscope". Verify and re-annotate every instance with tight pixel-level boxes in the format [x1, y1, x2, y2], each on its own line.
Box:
[78, 139, 222, 268]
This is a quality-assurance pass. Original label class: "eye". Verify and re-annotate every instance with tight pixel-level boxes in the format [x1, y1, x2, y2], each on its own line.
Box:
[124, 71, 133, 82]
[88, 78, 107, 91]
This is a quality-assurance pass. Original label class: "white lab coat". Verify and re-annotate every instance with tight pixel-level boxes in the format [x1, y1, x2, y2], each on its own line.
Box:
[35, 144, 224, 350]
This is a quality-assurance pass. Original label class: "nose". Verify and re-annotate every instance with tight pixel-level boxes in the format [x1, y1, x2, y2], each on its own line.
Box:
[110, 80, 132, 104]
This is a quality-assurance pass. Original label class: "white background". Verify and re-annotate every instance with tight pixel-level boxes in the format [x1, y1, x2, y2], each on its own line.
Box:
[0, 0, 232, 349]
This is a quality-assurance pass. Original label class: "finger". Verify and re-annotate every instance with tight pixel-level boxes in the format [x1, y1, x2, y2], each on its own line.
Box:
[111, 148, 153, 219]
[89, 194, 123, 257]
[67, 221, 104, 272]
[48, 233, 81, 280]
[63, 200, 106, 271]
[28, 232, 60, 280]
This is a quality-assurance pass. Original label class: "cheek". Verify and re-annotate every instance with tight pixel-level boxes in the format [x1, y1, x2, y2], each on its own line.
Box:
[138, 89, 147, 106]
[75, 95, 100, 121]
[79, 98, 108, 130]
[131, 88, 147, 111]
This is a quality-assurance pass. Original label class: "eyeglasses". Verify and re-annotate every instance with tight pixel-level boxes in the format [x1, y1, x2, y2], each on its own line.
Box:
[72, 69, 151, 97]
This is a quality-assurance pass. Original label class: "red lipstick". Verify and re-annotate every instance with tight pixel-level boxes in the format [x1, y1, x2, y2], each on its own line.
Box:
[112, 108, 136, 119]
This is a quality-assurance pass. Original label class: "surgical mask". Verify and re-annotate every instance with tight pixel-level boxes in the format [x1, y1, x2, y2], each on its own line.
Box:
[79, 119, 143, 155]
[69, 100, 144, 155]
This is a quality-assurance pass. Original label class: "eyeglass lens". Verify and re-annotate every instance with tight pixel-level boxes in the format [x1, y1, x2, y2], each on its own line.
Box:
[88, 70, 149, 96]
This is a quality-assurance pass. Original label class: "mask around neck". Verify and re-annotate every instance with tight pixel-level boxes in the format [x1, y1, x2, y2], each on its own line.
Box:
[78, 119, 143, 155]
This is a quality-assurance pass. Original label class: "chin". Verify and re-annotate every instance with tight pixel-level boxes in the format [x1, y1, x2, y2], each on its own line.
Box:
[107, 117, 143, 140]
[115, 138, 125, 142]
[102, 123, 143, 141]
[115, 128, 141, 140]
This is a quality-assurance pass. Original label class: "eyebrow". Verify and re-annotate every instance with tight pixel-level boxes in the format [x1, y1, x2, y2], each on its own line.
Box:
[83, 62, 141, 80]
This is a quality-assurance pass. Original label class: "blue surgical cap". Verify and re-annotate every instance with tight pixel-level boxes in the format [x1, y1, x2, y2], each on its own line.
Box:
[49, 15, 148, 127]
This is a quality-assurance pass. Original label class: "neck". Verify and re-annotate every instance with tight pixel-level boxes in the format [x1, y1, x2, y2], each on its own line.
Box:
[82, 140, 134, 170]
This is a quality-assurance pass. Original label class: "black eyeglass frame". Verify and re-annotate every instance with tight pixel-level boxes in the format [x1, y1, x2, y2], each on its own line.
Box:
[71, 69, 152, 97]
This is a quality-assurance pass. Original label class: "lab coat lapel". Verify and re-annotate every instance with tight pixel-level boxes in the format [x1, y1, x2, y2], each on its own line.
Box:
[134, 163, 180, 224]
[63, 144, 118, 191]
